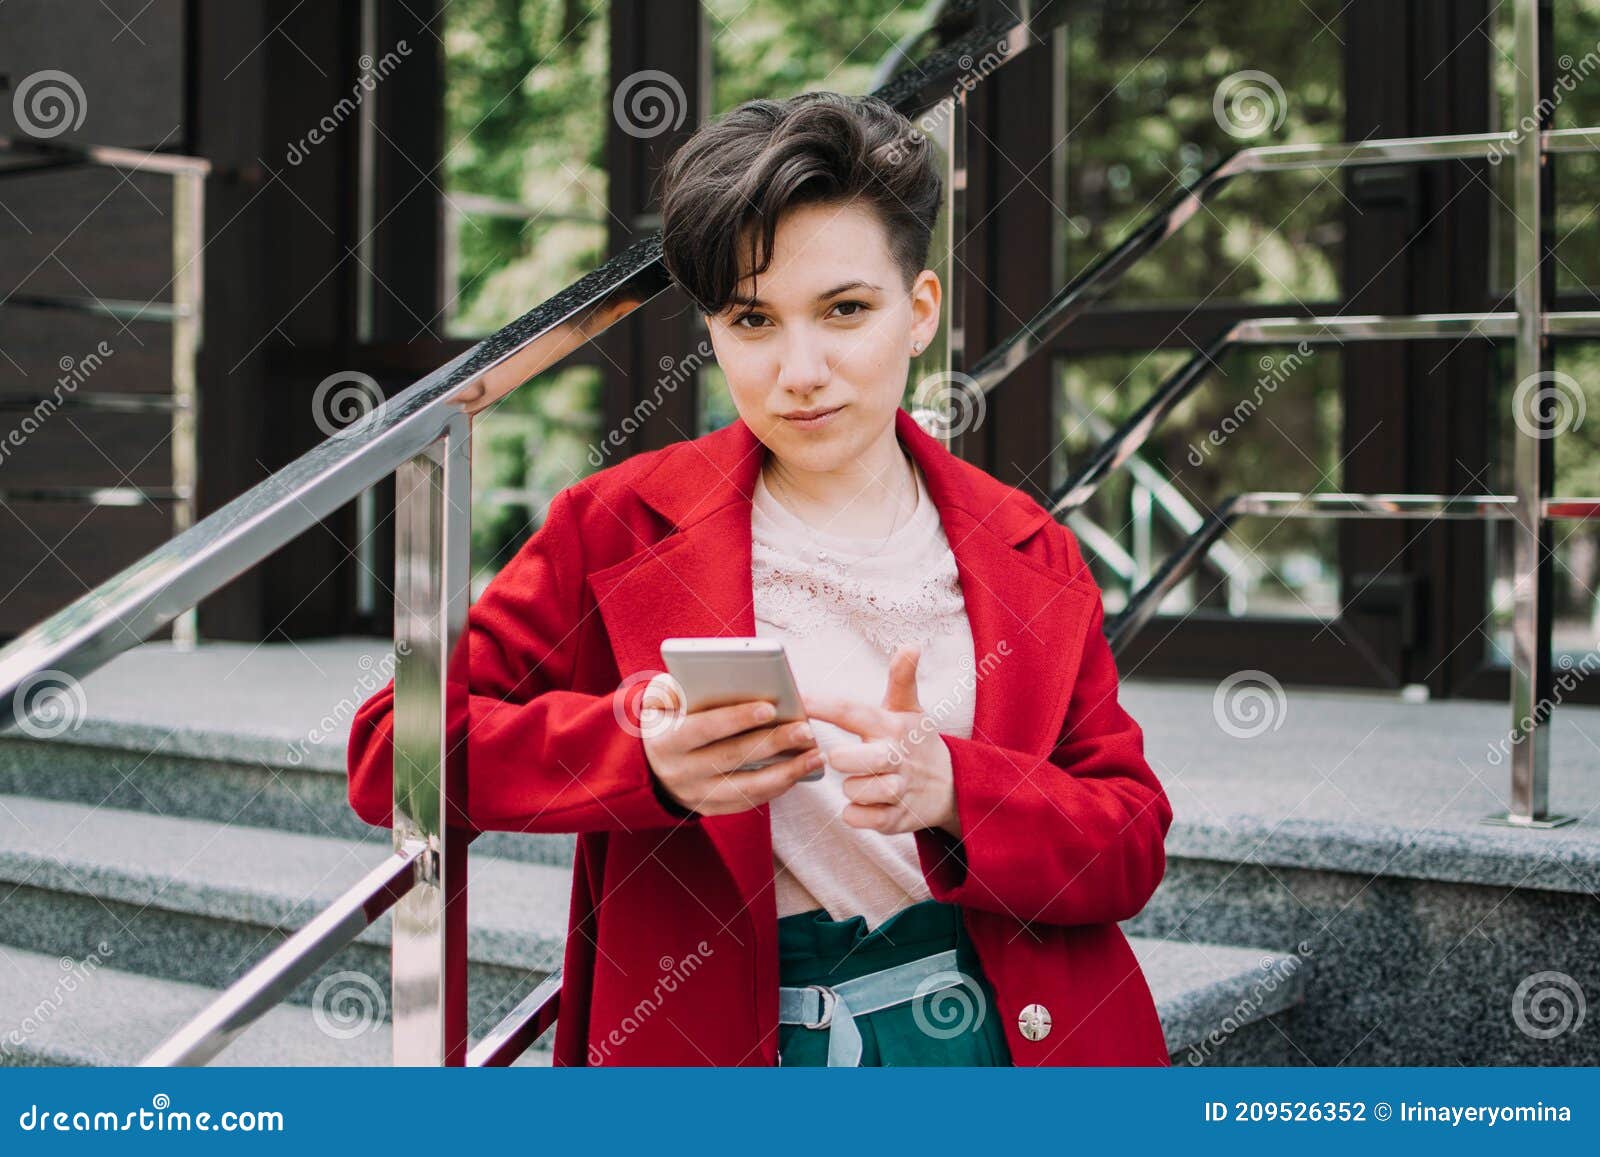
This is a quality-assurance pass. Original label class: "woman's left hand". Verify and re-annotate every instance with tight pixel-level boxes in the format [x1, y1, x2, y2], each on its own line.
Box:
[801, 645, 961, 838]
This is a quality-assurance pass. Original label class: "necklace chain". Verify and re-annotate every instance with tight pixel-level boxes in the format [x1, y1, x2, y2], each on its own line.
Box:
[763, 447, 919, 564]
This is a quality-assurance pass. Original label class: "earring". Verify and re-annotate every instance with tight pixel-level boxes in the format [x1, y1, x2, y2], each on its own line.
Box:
[912, 340, 924, 354]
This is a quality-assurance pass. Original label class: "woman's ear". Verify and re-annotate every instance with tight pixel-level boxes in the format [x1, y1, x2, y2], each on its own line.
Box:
[909, 269, 941, 352]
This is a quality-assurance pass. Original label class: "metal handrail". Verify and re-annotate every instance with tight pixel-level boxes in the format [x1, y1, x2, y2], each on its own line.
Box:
[1108, 490, 1600, 657]
[960, 132, 1528, 398]
[1051, 311, 1600, 518]
[140, 848, 423, 1066]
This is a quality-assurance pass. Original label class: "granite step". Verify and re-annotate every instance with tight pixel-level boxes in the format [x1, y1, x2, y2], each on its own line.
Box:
[0, 794, 1304, 1065]
[0, 794, 567, 1045]
[0, 945, 548, 1067]
[0, 730, 576, 867]
[0, 637, 573, 868]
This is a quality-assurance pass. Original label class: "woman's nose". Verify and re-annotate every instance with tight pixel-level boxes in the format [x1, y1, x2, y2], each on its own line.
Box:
[775, 336, 832, 394]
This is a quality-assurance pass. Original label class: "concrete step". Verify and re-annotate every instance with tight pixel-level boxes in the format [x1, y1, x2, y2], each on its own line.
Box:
[0, 639, 575, 868]
[0, 794, 1305, 1065]
[0, 927, 1298, 1067]
[1120, 679, 1600, 1065]
[0, 794, 567, 1045]
[0, 945, 548, 1067]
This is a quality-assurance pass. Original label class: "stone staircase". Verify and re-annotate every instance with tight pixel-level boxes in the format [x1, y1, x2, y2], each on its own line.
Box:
[30, 640, 1590, 1065]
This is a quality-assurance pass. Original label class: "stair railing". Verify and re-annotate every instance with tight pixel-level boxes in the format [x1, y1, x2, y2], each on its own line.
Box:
[0, 135, 207, 644]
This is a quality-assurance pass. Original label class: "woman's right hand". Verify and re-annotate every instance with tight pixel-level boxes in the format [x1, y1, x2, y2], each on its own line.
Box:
[639, 675, 824, 817]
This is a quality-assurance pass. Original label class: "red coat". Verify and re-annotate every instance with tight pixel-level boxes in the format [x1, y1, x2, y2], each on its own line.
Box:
[347, 405, 1173, 1066]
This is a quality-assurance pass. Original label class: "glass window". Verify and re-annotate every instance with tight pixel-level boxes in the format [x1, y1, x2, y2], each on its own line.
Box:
[470, 364, 604, 593]
[440, 0, 610, 337]
[439, 1, 611, 586]
[1489, 1, 1600, 294]
[1053, 0, 1345, 306]
[1055, 344, 1344, 617]
[1485, 341, 1600, 664]
[705, 0, 928, 114]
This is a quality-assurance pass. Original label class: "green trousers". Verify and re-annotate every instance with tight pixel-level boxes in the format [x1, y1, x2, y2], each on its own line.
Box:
[776, 897, 1013, 1067]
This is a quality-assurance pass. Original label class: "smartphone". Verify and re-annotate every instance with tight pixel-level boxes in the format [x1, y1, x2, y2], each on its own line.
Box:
[659, 637, 822, 780]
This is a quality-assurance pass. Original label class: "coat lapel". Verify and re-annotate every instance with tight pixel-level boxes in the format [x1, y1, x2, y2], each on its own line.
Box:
[584, 406, 1099, 919]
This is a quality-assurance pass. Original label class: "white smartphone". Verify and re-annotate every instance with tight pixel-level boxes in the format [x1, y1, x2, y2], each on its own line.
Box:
[658, 637, 822, 781]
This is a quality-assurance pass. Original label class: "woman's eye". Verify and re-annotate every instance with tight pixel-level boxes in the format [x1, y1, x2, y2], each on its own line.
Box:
[833, 300, 868, 318]
[733, 312, 769, 330]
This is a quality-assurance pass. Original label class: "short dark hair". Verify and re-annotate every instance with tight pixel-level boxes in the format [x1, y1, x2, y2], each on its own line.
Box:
[657, 91, 943, 317]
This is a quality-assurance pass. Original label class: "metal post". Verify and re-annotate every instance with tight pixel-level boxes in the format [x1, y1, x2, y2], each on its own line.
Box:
[909, 92, 968, 448]
[1488, 0, 1572, 827]
[170, 169, 204, 647]
[390, 411, 473, 1062]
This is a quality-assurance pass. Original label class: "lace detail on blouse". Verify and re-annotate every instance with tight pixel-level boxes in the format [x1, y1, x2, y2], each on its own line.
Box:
[750, 540, 968, 658]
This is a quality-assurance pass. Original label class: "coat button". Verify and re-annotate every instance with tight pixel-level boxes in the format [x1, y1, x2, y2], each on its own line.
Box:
[1018, 1003, 1052, 1041]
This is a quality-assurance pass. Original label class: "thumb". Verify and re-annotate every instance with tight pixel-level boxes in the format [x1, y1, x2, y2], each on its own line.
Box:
[882, 644, 923, 713]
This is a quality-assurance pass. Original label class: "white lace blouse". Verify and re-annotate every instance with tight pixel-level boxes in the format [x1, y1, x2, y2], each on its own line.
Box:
[752, 457, 978, 930]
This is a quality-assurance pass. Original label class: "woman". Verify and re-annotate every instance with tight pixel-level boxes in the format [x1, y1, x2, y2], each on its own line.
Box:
[347, 91, 1172, 1067]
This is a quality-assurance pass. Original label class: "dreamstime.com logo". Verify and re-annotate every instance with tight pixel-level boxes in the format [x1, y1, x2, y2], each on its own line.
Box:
[12, 69, 87, 138]
[588, 942, 715, 1064]
[1184, 942, 1314, 1065]
[1512, 370, 1586, 440]
[311, 970, 387, 1040]
[285, 41, 413, 166]
[284, 643, 409, 766]
[613, 70, 687, 140]
[1212, 70, 1287, 140]
[1212, 669, 1288, 739]
[17, 1094, 284, 1133]
[10, 669, 88, 739]
[618, 670, 689, 741]
[2, 942, 114, 1062]
[911, 371, 986, 439]
[1511, 970, 1587, 1040]
[910, 969, 989, 1040]
[313, 370, 388, 439]
[0, 341, 117, 469]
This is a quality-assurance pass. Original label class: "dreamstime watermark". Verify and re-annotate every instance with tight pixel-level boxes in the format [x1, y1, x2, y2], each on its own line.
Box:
[0, 341, 116, 469]
[1183, 941, 1314, 1065]
[1489, 42, 1600, 165]
[617, 670, 689, 741]
[10, 669, 88, 740]
[1212, 669, 1288, 739]
[1511, 969, 1587, 1040]
[911, 370, 986, 439]
[12, 69, 87, 138]
[884, 39, 1012, 165]
[1511, 369, 1586, 440]
[909, 968, 990, 1041]
[612, 70, 687, 140]
[889, 640, 1012, 765]
[311, 970, 387, 1040]
[286, 41, 413, 165]
[312, 370, 387, 439]
[1486, 650, 1600, 766]
[1212, 70, 1287, 140]
[1, 942, 114, 1062]
[1186, 341, 1315, 466]
[588, 339, 713, 467]
[587, 942, 715, 1064]
[285, 644, 409, 766]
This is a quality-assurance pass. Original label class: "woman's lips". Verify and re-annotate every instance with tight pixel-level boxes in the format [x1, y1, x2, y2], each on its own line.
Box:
[781, 404, 845, 430]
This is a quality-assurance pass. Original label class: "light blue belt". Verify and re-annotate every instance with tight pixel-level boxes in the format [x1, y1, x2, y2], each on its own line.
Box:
[777, 947, 965, 1066]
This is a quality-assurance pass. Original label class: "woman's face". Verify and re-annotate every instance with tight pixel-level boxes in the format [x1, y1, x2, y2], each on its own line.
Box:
[705, 199, 941, 475]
